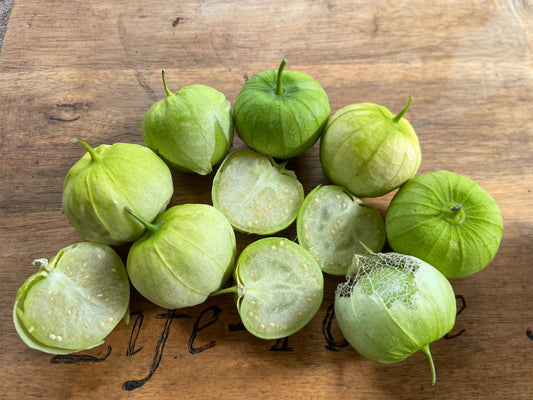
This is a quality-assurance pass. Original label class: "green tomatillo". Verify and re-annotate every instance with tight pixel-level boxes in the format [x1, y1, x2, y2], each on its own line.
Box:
[213, 237, 324, 340]
[13, 242, 130, 354]
[320, 96, 421, 197]
[386, 170, 504, 279]
[142, 70, 233, 175]
[126, 204, 236, 310]
[233, 59, 331, 159]
[212, 149, 304, 235]
[335, 250, 456, 385]
[297, 185, 385, 275]
[62, 139, 174, 246]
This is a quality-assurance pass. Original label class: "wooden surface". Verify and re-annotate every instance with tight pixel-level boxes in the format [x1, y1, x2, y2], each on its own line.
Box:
[1, 0, 532, 399]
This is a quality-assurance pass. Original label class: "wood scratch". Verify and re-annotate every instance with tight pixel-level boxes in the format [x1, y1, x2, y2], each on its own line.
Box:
[49, 116, 81, 122]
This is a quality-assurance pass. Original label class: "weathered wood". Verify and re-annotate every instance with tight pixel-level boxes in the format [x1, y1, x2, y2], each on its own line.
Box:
[1, 0, 532, 399]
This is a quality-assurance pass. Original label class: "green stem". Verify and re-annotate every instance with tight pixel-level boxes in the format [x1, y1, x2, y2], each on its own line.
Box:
[125, 207, 160, 233]
[420, 343, 437, 386]
[161, 69, 173, 97]
[275, 59, 287, 95]
[72, 138, 101, 162]
[211, 286, 238, 297]
[391, 95, 412, 123]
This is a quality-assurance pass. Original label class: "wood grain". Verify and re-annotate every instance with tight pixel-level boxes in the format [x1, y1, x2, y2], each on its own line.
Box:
[1, 0, 532, 399]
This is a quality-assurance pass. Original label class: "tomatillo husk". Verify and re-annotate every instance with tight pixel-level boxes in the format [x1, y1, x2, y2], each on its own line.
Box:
[126, 204, 236, 310]
[142, 70, 233, 175]
[320, 96, 421, 197]
[62, 139, 173, 246]
[335, 250, 456, 385]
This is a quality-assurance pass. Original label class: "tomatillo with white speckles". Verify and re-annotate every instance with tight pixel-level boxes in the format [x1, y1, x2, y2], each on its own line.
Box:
[297, 185, 385, 275]
[13, 242, 130, 354]
[213, 237, 324, 340]
[212, 149, 304, 235]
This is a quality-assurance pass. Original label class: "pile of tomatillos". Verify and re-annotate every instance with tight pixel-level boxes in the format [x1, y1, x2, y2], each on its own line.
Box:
[13, 60, 503, 386]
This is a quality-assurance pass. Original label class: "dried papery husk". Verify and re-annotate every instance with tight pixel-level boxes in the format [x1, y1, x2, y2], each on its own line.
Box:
[335, 250, 456, 385]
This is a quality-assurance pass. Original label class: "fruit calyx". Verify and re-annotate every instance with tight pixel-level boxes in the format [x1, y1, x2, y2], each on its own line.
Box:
[420, 343, 437, 386]
[161, 69, 174, 97]
[125, 207, 162, 234]
[32, 258, 53, 273]
[72, 138, 101, 162]
[275, 59, 287, 96]
[443, 204, 465, 225]
[391, 95, 412, 124]
[272, 158, 298, 179]
[211, 286, 239, 297]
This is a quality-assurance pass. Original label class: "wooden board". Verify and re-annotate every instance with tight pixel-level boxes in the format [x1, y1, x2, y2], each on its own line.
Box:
[1, 0, 532, 398]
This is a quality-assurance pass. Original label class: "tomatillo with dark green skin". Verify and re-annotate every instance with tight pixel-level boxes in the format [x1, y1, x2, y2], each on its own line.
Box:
[142, 70, 233, 175]
[386, 170, 504, 279]
[234, 59, 331, 159]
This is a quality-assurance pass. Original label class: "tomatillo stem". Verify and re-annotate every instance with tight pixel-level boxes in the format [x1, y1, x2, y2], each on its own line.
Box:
[125, 207, 160, 233]
[72, 138, 101, 162]
[391, 95, 412, 123]
[162, 69, 173, 97]
[443, 204, 465, 224]
[211, 286, 238, 296]
[275, 59, 287, 95]
[420, 344, 437, 386]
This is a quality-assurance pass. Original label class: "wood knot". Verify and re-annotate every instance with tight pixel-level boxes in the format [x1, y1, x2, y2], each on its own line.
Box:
[48, 101, 94, 123]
